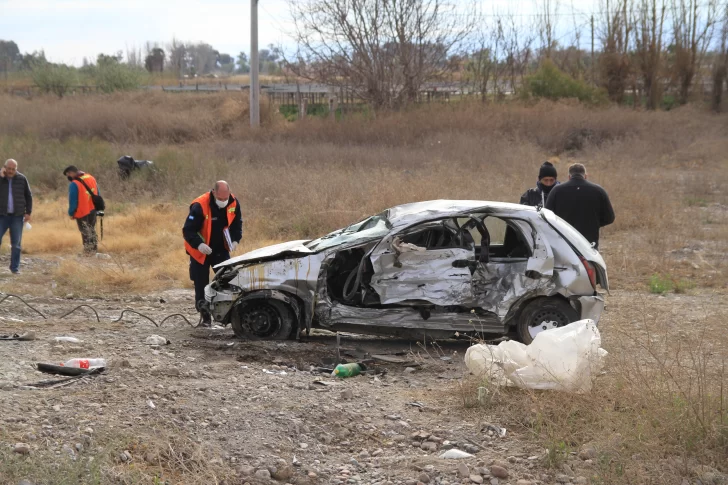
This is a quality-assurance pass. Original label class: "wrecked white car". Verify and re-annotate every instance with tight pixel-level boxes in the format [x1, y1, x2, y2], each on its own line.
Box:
[204, 200, 608, 344]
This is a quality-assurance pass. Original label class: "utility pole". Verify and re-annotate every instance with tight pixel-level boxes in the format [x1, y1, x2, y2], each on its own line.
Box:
[590, 15, 595, 85]
[250, 0, 260, 127]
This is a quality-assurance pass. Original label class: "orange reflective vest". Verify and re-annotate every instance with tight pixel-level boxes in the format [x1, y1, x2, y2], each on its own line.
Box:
[72, 173, 98, 219]
[184, 192, 238, 264]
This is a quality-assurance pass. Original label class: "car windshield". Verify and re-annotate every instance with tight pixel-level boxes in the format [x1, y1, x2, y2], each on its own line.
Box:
[305, 212, 392, 251]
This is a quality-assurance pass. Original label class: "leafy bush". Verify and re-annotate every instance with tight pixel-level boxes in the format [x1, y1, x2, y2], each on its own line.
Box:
[31, 63, 78, 98]
[524, 61, 608, 105]
[649, 273, 695, 294]
[94, 63, 144, 93]
[649, 273, 673, 294]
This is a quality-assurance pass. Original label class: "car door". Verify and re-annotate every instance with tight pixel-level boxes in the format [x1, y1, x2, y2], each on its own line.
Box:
[368, 219, 476, 306]
[467, 216, 555, 318]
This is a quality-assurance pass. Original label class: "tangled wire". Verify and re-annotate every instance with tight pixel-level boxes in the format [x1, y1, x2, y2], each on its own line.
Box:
[0, 293, 200, 328]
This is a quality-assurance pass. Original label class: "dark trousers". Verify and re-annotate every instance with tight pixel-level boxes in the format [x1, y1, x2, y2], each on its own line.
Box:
[76, 212, 98, 254]
[190, 251, 230, 320]
[0, 215, 24, 272]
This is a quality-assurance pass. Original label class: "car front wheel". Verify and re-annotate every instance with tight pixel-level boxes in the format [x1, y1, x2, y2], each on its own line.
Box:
[231, 300, 295, 340]
[516, 297, 580, 345]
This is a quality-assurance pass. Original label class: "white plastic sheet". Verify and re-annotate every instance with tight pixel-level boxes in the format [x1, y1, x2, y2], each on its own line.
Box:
[464, 319, 608, 392]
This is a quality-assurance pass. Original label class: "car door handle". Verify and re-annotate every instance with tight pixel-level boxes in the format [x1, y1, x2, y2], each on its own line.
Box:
[452, 260, 477, 269]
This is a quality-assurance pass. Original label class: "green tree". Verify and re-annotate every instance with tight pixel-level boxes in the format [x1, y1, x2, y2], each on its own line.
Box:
[145, 47, 166, 73]
[95, 62, 143, 92]
[0, 40, 21, 76]
[31, 62, 78, 98]
[524, 60, 607, 104]
[236, 52, 250, 73]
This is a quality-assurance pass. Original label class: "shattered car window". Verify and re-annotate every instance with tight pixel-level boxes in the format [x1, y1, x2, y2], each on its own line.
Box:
[305, 212, 392, 251]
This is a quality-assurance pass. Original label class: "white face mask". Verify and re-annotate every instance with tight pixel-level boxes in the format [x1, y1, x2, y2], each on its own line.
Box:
[215, 198, 228, 209]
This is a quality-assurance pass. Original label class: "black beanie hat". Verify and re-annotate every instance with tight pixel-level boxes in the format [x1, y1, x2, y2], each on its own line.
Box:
[538, 161, 557, 180]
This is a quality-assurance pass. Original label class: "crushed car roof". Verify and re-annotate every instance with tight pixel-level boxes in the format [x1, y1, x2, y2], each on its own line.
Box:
[214, 201, 539, 269]
[386, 200, 536, 228]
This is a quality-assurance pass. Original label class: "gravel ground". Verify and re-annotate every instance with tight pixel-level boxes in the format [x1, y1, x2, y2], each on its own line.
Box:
[0, 255, 726, 485]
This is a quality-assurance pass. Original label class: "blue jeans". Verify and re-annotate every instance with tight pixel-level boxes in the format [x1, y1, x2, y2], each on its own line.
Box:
[0, 215, 24, 273]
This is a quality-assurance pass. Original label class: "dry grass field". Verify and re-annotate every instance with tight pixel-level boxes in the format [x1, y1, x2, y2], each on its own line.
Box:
[0, 92, 726, 484]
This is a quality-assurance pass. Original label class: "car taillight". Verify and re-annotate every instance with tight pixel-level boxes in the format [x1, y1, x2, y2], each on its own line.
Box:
[580, 257, 597, 289]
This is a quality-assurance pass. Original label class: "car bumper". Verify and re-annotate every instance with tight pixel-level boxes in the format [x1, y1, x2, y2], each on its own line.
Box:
[577, 294, 605, 324]
[204, 285, 237, 322]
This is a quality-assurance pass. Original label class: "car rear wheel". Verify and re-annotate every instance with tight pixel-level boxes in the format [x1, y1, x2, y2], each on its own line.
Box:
[517, 297, 580, 345]
[231, 300, 294, 340]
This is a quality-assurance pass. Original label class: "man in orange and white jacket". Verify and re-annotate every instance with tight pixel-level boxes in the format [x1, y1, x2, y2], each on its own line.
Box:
[183, 181, 243, 326]
[64, 165, 100, 255]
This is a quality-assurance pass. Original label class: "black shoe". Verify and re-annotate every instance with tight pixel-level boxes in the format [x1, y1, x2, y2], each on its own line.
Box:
[197, 317, 212, 328]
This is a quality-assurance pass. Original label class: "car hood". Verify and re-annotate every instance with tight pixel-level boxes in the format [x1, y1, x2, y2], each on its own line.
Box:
[213, 240, 313, 269]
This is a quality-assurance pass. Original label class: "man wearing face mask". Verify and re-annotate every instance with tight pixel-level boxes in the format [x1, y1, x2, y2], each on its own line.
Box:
[183, 181, 243, 327]
[63, 165, 100, 255]
[519, 161, 559, 208]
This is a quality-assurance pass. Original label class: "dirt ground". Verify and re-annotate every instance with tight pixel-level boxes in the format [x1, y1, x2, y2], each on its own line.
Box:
[0, 247, 726, 485]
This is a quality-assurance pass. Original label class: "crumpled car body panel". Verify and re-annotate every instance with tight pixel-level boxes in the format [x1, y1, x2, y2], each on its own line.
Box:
[206, 200, 607, 338]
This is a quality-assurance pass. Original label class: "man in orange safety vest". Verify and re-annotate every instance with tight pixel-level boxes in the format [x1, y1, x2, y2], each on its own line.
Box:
[183, 181, 243, 327]
[64, 165, 100, 255]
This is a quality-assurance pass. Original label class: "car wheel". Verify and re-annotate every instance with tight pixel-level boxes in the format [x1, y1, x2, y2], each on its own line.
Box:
[517, 297, 580, 345]
[231, 300, 294, 340]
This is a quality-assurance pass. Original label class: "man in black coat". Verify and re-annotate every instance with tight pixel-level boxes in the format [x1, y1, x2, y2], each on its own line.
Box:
[545, 163, 615, 249]
[0, 159, 33, 274]
[520, 161, 559, 207]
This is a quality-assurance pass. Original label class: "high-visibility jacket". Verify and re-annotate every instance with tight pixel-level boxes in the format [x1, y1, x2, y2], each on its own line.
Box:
[72, 173, 98, 219]
[184, 192, 238, 264]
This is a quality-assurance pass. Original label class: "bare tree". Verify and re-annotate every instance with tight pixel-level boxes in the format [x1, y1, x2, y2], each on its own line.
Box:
[536, 0, 560, 60]
[502, 14, 535, 95]
[552, 2, 585, 78]
[671, 0, 718, 105]
[466, 26, 496, 102]
[288, 0, 476, 109]
[712, 4, 728, 112]
[126, 45, 143, 68]
[599, 0, 633, 103]
[633, 0, 667, 109]
[168, 38, 186, 78]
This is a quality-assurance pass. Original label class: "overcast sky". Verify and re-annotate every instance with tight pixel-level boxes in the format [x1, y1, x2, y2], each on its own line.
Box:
[1, 0, 600, 66]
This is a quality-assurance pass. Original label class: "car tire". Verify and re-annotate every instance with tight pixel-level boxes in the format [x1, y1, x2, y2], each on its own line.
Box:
[231, 300, 295, 340]
[516, 297, 580, 345]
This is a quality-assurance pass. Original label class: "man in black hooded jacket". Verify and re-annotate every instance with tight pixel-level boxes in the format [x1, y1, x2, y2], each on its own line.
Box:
[519, 161, 559, 208]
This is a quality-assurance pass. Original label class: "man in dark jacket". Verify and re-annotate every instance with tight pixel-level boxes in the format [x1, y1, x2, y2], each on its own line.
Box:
[545, 163, 615, 249]
[183, 181, 243, 326]
[0, 159, 33, 274]
[520, 161, 559, 207]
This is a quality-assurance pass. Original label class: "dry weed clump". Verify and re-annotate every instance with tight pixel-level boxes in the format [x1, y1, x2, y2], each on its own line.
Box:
[450, 296, 727, 484]
[1, 98, 726, 294]
[18, 200, 285, 295]
[0, 426, 239, 485]
[0, 91, 273, 144]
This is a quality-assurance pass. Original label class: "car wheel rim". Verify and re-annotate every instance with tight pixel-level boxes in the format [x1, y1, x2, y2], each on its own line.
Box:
[242, 304, 281, 338]
[528, 309, 568, 339]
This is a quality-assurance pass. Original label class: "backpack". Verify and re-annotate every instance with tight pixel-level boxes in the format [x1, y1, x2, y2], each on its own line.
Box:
[75, 176, 106, 212]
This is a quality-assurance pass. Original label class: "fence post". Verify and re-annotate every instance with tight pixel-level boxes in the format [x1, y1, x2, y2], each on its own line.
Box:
[329, 96, 337, 121]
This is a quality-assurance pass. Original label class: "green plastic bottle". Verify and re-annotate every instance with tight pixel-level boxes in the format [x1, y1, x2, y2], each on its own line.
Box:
[332, 363, 362, 378]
